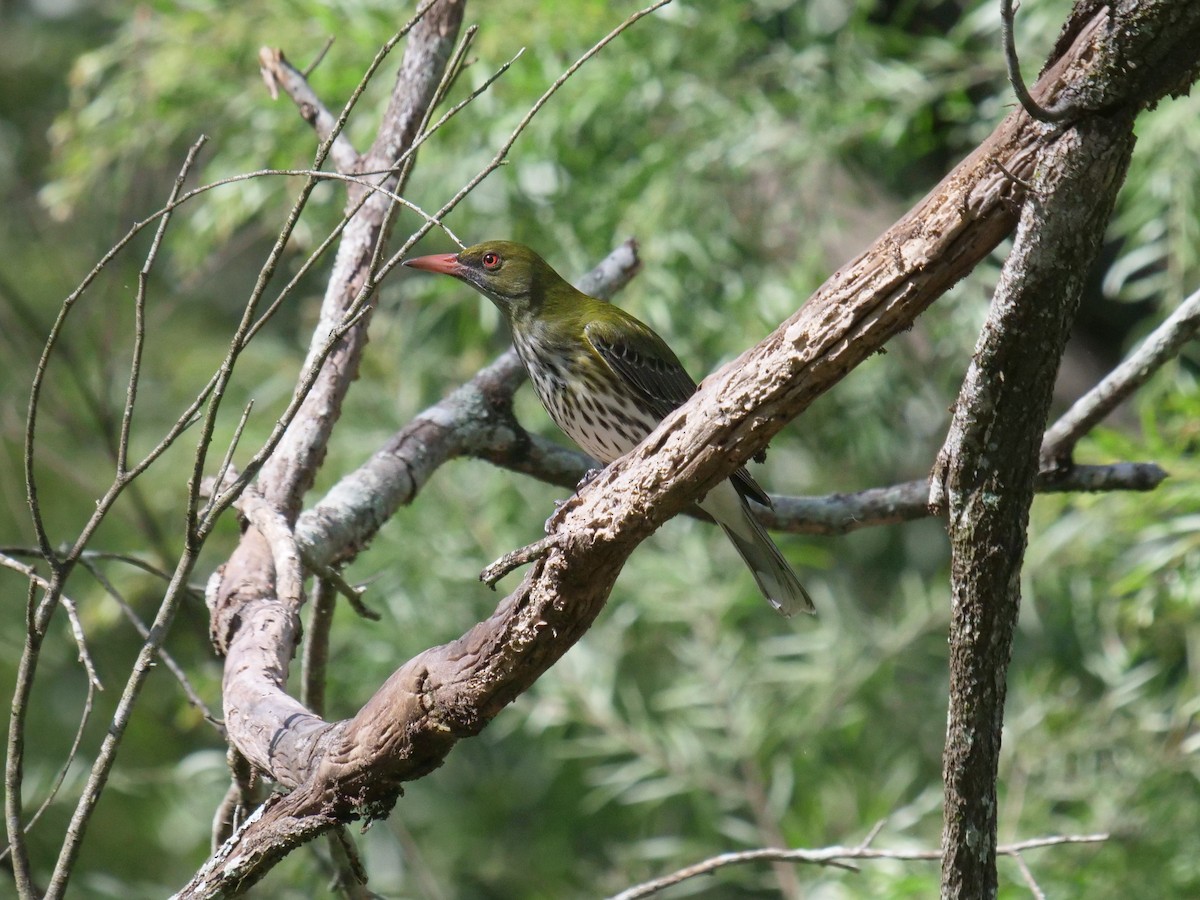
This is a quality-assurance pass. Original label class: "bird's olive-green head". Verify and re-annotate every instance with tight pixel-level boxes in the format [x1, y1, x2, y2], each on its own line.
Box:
[403, 240, 572, 320]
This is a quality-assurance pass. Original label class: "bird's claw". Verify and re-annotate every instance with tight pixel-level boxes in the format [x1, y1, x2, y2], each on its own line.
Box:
[575, 467, 603, 491]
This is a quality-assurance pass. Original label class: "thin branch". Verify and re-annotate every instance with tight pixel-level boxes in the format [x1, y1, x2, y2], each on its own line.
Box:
[0, 547, 204, 597]
[201, 400, 254, 525]
[260, 47, 360, 172]
[20, 130, 206, 566]
[30, 86, 373, 890]
[606, 832, 1109, 900]
[765, 462, 1166, 534]
[321, 826, 370, 899]
[298, 551, 379, 621]
[249, 0, 465, 522]
[368, 23, 480, 270]
[468, 425, 1167, 535]
[1041, 282, 1200, 463]
[0, 552, 45, 582]
[211, 749, 259, 851]
[44, 540, 213, 899]
[199, 302, 375, 535]
[999, 833, 1109, 853]
[0, 570, 98, 866]
[1009, 851, 1047, 900]
[479, 535, 564, 587]
[375, 0, 675, 277]
[58, 594, 102, 691]
[231, 36, 530, 351]
[118, 137, 204, 475]
[78, 558, 223, 731]
[303, 36, 336, 79]
[1001, 0, 1074, 123]
[189, 4, 455, 541]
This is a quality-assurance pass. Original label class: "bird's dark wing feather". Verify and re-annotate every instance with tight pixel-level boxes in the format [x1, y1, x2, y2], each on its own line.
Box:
[584, 317, 696, 419]
[584, 317, 772, 508]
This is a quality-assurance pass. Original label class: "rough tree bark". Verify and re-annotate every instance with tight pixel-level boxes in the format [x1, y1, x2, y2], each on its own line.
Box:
[929, 0, 1200, 894]
[186, 1, 1200, 896]
[209, 0, 465, 785]
[932, 118, 1135, 900]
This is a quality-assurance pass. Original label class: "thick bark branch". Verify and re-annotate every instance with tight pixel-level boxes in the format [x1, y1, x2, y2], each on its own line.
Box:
[931, 112, 1135, 900]
[188, 1, 1200, 895]
[208, 0, 464, 784]
[255, 0, 463, 518]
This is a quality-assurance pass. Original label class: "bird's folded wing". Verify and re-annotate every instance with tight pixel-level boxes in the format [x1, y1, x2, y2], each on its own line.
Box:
[584, 319, 772, 508]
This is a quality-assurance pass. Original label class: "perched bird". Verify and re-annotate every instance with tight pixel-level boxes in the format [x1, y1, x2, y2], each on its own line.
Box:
[403, 240, 815, 617]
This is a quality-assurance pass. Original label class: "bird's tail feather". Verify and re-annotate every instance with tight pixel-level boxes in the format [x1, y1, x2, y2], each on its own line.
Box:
[719, 514, 816, 618]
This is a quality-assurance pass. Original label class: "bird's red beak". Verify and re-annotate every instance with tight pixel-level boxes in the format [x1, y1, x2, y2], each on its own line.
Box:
[402, 252, 461, 276]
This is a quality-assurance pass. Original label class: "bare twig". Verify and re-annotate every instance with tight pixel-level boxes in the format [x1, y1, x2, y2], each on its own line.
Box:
[767, 462, 1165, 534]
[607, 832, 1109, 900]
[25, 65, 380, 889]
[58, 594, 102, 691]
[78, 558, 222, 730]
[376, 0, 676, 274]
[211, 749, 259, 851]
[479, 535, 565, 588]
[0, 553, 45, 583]
[0, 578, 96, 867]
[1001, 0, 1074, 123]
[118, 136, 204, 476]
[197, 299, 375, 535]
[260, 47, 360, 172]
[1010, 850, 1048, 900]
[21, 133, 208, 565]
[322, 826, 370, 899]
[303, 36, 335, 78]
[609, 848, 859, 900]
[368, 22, 479, 266]
[470, 424, 1167, 535]
[9, 136, 213, 899]
[201, 400, 254, 525]
[298, 551, 379, 620]
[1041, 283, 1200, 463]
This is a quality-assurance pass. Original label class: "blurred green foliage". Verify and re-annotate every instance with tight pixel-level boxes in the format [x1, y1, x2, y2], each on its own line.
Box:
[1, 0, 1197, 897]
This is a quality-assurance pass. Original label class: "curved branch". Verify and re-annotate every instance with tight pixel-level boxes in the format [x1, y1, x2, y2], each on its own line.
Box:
[187, 2, 1200, 896]
[1001, 0, 1074, 123]
[1041, 283, 1200, 464]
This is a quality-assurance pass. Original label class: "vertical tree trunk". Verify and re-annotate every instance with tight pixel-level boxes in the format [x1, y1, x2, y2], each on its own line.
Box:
[934, 116, 1135, 899]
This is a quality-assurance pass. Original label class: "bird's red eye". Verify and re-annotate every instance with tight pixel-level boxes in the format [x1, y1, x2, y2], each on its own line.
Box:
[482, 251, 502, 270]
